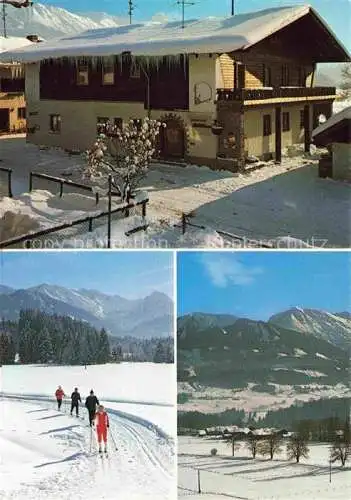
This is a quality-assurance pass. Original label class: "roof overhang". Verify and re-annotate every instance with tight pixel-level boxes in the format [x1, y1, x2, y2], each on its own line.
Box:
[313, 106, 351, 145]
[0, 5, 349, 64]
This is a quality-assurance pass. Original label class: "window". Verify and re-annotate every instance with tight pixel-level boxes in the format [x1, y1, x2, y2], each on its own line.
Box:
[300, 109, 305, 129]
[17, 107, 26, 119]
[281, 65, 289, 86]
[263, 115, 271, 136]
[97, 116, 109, 135]
[263, 65, 272, 87]
[77, 62, 89, 85]
[130, 63, 140, 79]
[282, 112, 290, 132]
[49, 114, 61, 133]
[102, 61, 115, 85]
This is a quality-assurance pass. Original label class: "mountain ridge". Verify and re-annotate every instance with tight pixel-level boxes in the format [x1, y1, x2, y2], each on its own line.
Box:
[0, 284, 173, 338]
[2, 2, 125, 39]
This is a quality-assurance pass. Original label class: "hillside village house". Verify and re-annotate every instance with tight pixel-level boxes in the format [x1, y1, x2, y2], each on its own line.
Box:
[0, 36, 37, 134]
[2, 5, 350, 170]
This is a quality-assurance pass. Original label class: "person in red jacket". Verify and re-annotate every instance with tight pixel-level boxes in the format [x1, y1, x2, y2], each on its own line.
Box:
[95, 405, 109, 453]
[55, 385, 65, 411]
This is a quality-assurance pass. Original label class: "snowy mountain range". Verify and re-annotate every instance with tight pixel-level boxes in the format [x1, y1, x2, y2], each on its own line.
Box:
[269, 308, 350, 351]
[0, 284, 173, 337]
[2, 2, 126, 39]
[177, 309, 350, 388]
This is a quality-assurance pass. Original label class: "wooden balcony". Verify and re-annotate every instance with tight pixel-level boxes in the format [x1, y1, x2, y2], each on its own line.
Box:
[216, 87, 336, 102]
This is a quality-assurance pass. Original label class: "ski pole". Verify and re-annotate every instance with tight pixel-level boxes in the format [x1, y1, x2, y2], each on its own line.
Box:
[109, 427, 118, 451]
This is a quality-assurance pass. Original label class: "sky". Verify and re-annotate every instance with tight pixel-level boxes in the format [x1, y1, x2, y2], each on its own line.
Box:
[0, 250, 174, 299]
[37, 0, 351, 50]
[177, 251, 351, 320]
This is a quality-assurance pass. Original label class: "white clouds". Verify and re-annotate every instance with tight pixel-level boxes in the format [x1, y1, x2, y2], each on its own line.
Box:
[201, 254, 263, 287]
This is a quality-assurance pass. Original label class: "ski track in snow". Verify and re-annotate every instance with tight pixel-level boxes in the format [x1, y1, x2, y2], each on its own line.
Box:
[0, 395, 174, 500]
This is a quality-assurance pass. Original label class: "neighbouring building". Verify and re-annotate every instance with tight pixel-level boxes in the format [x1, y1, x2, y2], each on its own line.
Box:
[312, 106, 351, 181]
[1, 5, 350, 169]
[0, 36, 38, 134]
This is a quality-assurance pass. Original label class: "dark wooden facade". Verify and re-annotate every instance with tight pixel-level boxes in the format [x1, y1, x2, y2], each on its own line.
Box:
[39, 56, 189, 110]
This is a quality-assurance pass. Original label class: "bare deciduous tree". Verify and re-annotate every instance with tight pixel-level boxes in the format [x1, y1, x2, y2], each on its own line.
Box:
[259, 433, 283, 460]
[330, 421, 350, 467]
[83, 118, 165, 201]
[226, 435, 241, 457]
[339, 63, 351, 99]
[246, 433, 260, 459]
[286, 434, 309, 463]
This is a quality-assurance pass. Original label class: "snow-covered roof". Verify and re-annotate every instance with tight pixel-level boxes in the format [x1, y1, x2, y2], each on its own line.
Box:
[0, 36, 34, 55]
[0, 5, 349, 63]
[312, 106, 351, 138]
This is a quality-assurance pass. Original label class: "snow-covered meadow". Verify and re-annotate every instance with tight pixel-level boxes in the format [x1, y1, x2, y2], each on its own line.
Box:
[177, 381, 350, 415]
[0, 363, 176, 437]
[178, 436, 351, 499]
[0, 136, 350, 248]
[0, 363, 176, 499]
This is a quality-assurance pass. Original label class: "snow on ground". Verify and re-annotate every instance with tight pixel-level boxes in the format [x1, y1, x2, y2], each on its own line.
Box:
[333, 97, 351, 114]
[178, 436, 351, 499]
[0, 136, 350, 248]
[1, 363, 176, 437]
[0, 364, 176, 499]
[177, 382, 350, 415]
[316, 353, 329, 360]
[0, 398, 175, 500]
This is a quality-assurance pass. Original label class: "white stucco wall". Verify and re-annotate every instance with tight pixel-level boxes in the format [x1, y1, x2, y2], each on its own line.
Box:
[332, 142, 351, 181]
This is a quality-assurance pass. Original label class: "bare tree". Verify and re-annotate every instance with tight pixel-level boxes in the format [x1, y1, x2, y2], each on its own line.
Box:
[330, 421, 350, 467]
[226, 435, 241, 457]
[286, 434, 309, 463]
[259, 433, 283, 460]
[339, 63, 351, 99]
[330, 439, 350, 466]
[246, 433, 260, 459]
[83, 118, 165, 202]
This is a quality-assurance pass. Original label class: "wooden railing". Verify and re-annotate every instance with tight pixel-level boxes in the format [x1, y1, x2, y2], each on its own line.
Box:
[216, 87, 336, 101]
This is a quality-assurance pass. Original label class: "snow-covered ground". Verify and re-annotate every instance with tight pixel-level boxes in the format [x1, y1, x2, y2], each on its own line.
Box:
[333, 97, 351, 114]
[0, 364, 176, 499]
[1, 364, 176, 437]
[177, 382, 350, 415]
[178, 436, 351, 499]
[0, 136, 350, 248]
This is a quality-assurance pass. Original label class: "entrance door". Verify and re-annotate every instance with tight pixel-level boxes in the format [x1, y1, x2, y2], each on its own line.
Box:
[160, 119, 185, 159]
[0, 108, 10, 132]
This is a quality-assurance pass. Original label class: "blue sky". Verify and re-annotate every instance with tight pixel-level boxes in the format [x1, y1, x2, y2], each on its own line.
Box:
[38, 0, 350, 50]
[177, 251, 350, 320]
[0, 251, 174, 299]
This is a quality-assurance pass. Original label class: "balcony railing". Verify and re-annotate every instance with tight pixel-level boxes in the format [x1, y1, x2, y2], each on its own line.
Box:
[217, 87, 336, 102]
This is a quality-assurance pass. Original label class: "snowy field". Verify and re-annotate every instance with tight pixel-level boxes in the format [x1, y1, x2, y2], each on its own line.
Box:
[178, 436, 351, 499]
[0, 136, 350, 248]
[177, 382, 350, 415]
[1, 363, 176, 437]
[0, 364, 176, 499]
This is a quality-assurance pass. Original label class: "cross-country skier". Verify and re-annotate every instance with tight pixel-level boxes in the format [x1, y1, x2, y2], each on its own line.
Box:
[70, 387, 81, 417]
[85, 390, 99, 426]
[55, 385, 65, 411]
[95, 404, 109, 454]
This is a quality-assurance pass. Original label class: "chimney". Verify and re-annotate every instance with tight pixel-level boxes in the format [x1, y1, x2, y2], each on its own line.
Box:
[26, 34, 40, 43]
